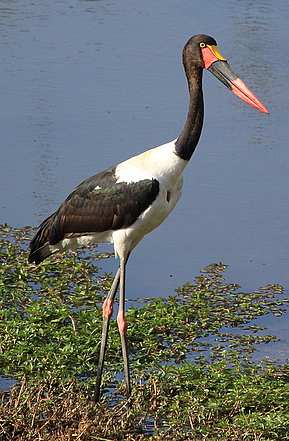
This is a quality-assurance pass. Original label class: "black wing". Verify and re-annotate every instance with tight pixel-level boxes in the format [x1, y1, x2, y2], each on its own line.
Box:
[30, 166, 160, 252]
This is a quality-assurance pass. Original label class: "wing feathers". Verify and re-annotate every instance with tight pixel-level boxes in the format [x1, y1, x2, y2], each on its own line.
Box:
[29, 166, 160, 262]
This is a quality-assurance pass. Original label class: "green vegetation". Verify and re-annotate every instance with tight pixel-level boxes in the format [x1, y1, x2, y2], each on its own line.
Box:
[0, 224, 288, 440]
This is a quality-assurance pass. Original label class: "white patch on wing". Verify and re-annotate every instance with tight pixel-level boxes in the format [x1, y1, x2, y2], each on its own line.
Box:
[49, 232, 113, 256]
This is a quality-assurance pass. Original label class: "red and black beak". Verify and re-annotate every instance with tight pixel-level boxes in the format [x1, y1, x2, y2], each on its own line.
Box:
[201, 44, 269, 114]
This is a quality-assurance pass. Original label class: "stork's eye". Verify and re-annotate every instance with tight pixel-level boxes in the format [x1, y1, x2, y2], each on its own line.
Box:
[200, 42, 206, 48]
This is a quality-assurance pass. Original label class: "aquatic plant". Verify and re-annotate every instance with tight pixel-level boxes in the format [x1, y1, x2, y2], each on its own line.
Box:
[0, 224, 288, 440]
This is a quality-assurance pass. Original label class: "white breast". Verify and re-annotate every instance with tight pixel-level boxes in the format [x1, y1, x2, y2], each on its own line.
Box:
[112, 139, 187, 259]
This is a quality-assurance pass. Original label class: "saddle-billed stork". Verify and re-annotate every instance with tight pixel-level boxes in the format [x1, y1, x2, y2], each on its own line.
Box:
[29, 34, 269, 402]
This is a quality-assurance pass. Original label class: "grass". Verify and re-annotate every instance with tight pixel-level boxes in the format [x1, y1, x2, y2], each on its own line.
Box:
[0, 223, 289, 440]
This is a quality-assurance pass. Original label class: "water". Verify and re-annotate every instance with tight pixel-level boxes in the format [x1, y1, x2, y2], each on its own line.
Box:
[1, 0, 289, 389]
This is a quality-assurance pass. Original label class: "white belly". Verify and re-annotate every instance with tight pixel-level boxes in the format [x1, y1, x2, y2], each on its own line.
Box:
[112, 174, 183, 260]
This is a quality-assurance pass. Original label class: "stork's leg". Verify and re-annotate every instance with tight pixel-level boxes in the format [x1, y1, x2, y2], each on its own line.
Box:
[93, 267, 120, 403]
[117, 257, 131, 398]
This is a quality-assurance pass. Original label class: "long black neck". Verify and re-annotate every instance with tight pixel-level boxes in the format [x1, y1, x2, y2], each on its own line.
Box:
[175, 66, 204, 161]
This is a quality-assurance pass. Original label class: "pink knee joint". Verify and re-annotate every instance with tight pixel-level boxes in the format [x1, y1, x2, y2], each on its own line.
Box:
[103, 298, 114, 320]
[117, 311, 127, 335]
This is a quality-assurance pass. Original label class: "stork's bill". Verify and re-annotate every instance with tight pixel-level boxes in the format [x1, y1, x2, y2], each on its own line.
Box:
[201, 43, 269, 114]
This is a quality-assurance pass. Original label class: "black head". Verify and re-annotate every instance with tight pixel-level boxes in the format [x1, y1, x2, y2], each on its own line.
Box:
[183, 34, 218, 72]
[182, 33, 269, 114]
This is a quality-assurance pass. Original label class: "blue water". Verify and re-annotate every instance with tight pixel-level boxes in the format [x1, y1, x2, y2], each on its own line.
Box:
[1, 0, 289, 390]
